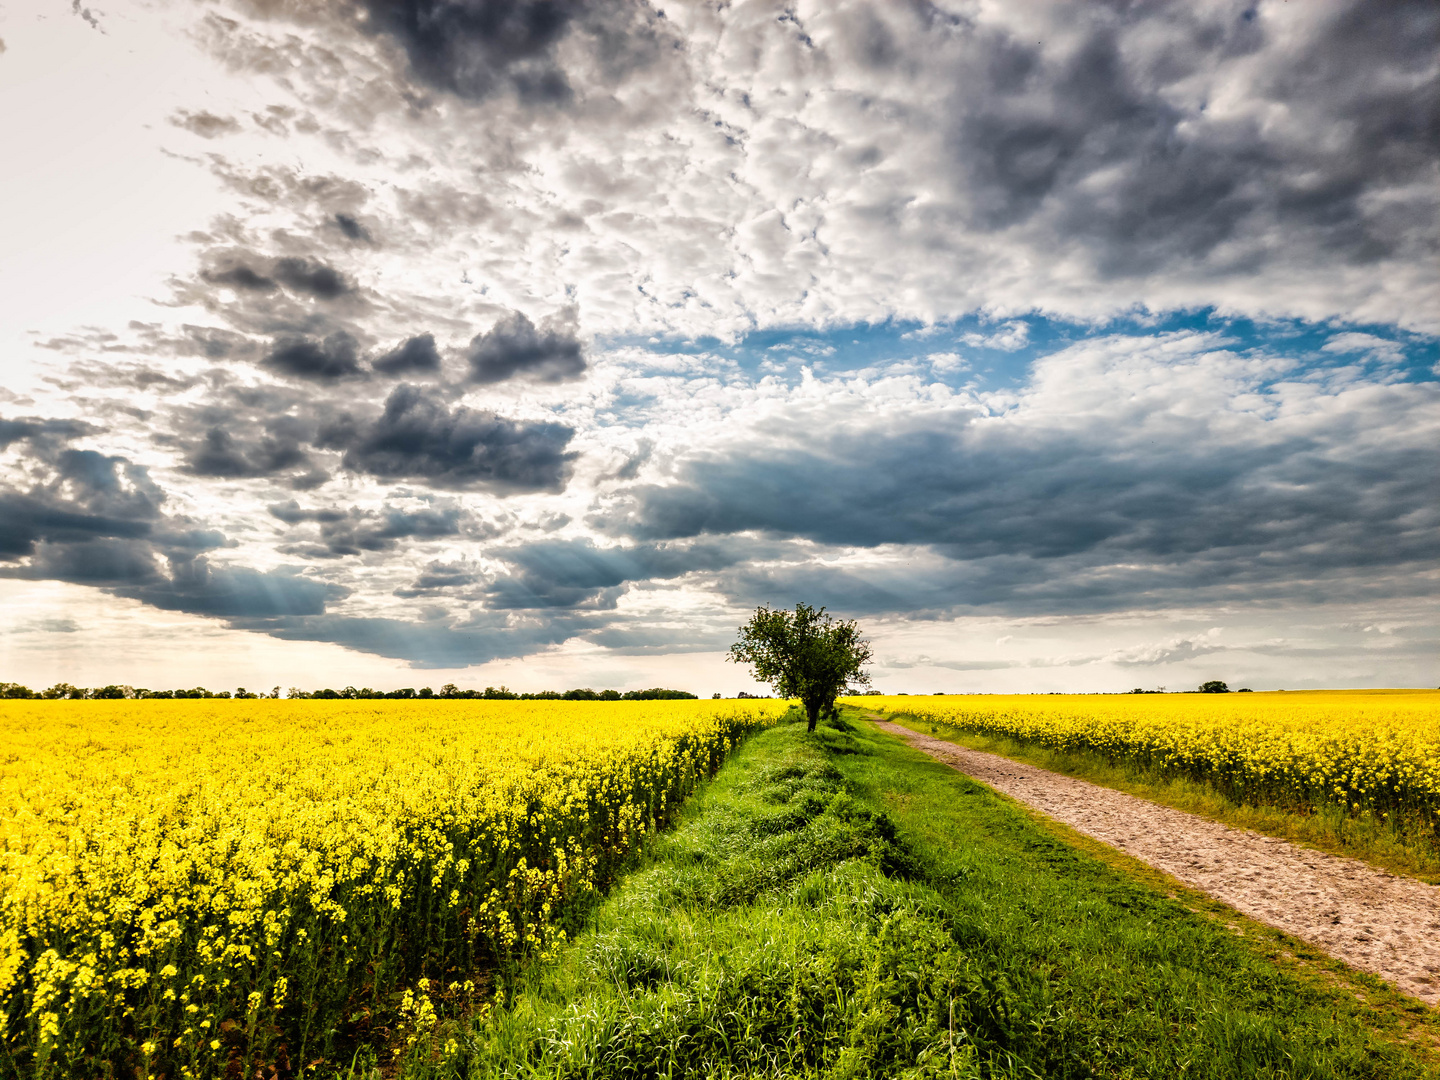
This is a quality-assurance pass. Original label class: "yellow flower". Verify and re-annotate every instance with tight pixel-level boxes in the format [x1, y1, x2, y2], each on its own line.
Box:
[849, 690, 1440, 825]
[0, 697, 787, 1068]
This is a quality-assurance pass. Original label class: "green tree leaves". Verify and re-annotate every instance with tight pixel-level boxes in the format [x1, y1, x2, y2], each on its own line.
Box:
[728, 603, 873, 732]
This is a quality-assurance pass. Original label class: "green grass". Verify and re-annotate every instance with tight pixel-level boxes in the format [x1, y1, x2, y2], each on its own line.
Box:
[885, 716, 1440, 885]
[390, 711, 1440, 1080]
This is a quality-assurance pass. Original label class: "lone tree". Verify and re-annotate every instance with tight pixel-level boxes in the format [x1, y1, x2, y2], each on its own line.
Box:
[728, 603, 873, 732]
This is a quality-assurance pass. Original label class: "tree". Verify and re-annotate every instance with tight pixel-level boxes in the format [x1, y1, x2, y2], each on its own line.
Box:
[1199, 680, 1229, 694]
[728, 603, 872, 733]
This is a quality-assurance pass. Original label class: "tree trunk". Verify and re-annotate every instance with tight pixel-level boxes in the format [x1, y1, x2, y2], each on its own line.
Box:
[805, 699, 820, 732]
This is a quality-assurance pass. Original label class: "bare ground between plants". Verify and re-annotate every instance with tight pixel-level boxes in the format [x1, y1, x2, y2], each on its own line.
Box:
[868, 718, 1440, 1007]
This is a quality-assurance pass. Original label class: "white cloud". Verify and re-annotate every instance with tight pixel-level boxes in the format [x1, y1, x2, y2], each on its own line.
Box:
[959, 322, 1030, 351]
[1096, 628, 1226, 667]
[1322, 332, 1407, 365]
[927, 352, 967, 373]
[1, 0, 1436, 688]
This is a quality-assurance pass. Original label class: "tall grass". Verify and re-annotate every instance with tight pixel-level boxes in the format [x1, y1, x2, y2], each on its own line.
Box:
[401, 712, 1437, 1079]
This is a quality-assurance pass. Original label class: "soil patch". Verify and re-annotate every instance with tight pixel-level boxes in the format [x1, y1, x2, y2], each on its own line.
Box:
[871, 718, 1440, 1007]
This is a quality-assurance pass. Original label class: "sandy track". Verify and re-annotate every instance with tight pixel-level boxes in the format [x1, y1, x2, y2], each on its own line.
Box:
[870, 719, 1440, 1006]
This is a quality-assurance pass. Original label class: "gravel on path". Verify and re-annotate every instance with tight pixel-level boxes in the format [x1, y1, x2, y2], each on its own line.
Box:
[869, 718, 1440, 1006]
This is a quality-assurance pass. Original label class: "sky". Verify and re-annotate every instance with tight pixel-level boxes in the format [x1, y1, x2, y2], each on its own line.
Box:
[0, 0, 1437, 696]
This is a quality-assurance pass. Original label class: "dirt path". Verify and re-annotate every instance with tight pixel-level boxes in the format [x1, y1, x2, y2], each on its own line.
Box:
[868, 718, 1440, 1006]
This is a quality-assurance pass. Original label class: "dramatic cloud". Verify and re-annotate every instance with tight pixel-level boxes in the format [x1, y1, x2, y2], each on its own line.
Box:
[333, 213, 373, 243]
[271, 257, 350, 300]
[481, 537, 746, 609]
[393, 558, 483, 597]
[203, 255, 351, 300]
[185, 422, 314, 480]
[0, 417, 98, 451]
[324, 384, 578, 492]
[355, 0, 667, 105]
[3, 0, 1436, 686]
[127, 558, 337, 618]
[373, 333, 442, 376]
[0, 420, 334, 622]
[264, 333, 365, 381]
[939, 3, 1440, 273]
[594, 333, 1440, 612]
[238, 609, 593, 668]
[269, 498, 477, 558]
[0, 438, 166, 559]
[467, 311, 587, 385]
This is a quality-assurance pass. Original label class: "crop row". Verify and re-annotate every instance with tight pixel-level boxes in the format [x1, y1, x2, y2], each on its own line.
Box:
[0, 699, 787, 1078]
[849, 690, 1440, 822]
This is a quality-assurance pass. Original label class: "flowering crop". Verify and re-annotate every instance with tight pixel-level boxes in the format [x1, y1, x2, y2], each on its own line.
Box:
[0, 698, 786, 1078]
[850, 690, 1440, 824]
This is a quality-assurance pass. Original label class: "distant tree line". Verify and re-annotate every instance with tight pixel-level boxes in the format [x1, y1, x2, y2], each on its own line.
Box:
[0, 681, 697, 702]
[1126, 682, 1252, 694]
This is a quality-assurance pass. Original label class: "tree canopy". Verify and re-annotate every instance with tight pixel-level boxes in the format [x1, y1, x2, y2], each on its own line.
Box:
[727, 603, 872, 732]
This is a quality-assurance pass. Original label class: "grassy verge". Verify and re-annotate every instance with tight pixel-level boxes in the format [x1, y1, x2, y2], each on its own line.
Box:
[393, 710, 1439, 1079]
[884, 716, 1440, 885]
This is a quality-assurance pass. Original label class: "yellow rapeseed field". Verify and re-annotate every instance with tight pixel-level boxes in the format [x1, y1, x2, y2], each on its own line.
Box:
[849, 690, 1440, 821]
[0, 698, 787, 1078]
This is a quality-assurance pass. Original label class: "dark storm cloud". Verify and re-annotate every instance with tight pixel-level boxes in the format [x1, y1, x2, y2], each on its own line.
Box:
[388, 535, 757, 609]
[152, 379, 335, 492]
[594, 368, 1440, 613]
[22, 538, 163, 585]
[268, 498, 470, 558]
[355, 0, 664, 106]
[373, 332, 442, 375]
[482, 537, 750, 609]
[163, 374, 579, 496]
[467, 310, 586, 385]
[0, 425, 581, 657]
[238, 609, 594, 668]
[7, 527, 327, 624]
[128, 557, 339, 617]
[393, 558, 482, 596]
[204, 265, 279, 293]
[0, 428, 167, 559]
[711, 560, 932, 620]
[184, 417, 315, 480]
[271, 257, 350, 300]
[264, 332, 366, 380]
[944, 1, 1440, 275]
[203, 255, 350, 300]
[323, 383, 577, 492]
[579, 625, 732, 655]
[0, 495, 153, 559]
[0, 421, 333, 620]
[0, 417, 97, 450]
[187, 249, 364, 350]
[360, 0, 581, 103]
[333, 212, 373, 242]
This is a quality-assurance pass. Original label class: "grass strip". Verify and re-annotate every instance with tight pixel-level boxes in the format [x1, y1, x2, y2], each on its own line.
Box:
[396, 711, 1438, 1079]
[885, 716, 1440, 884]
